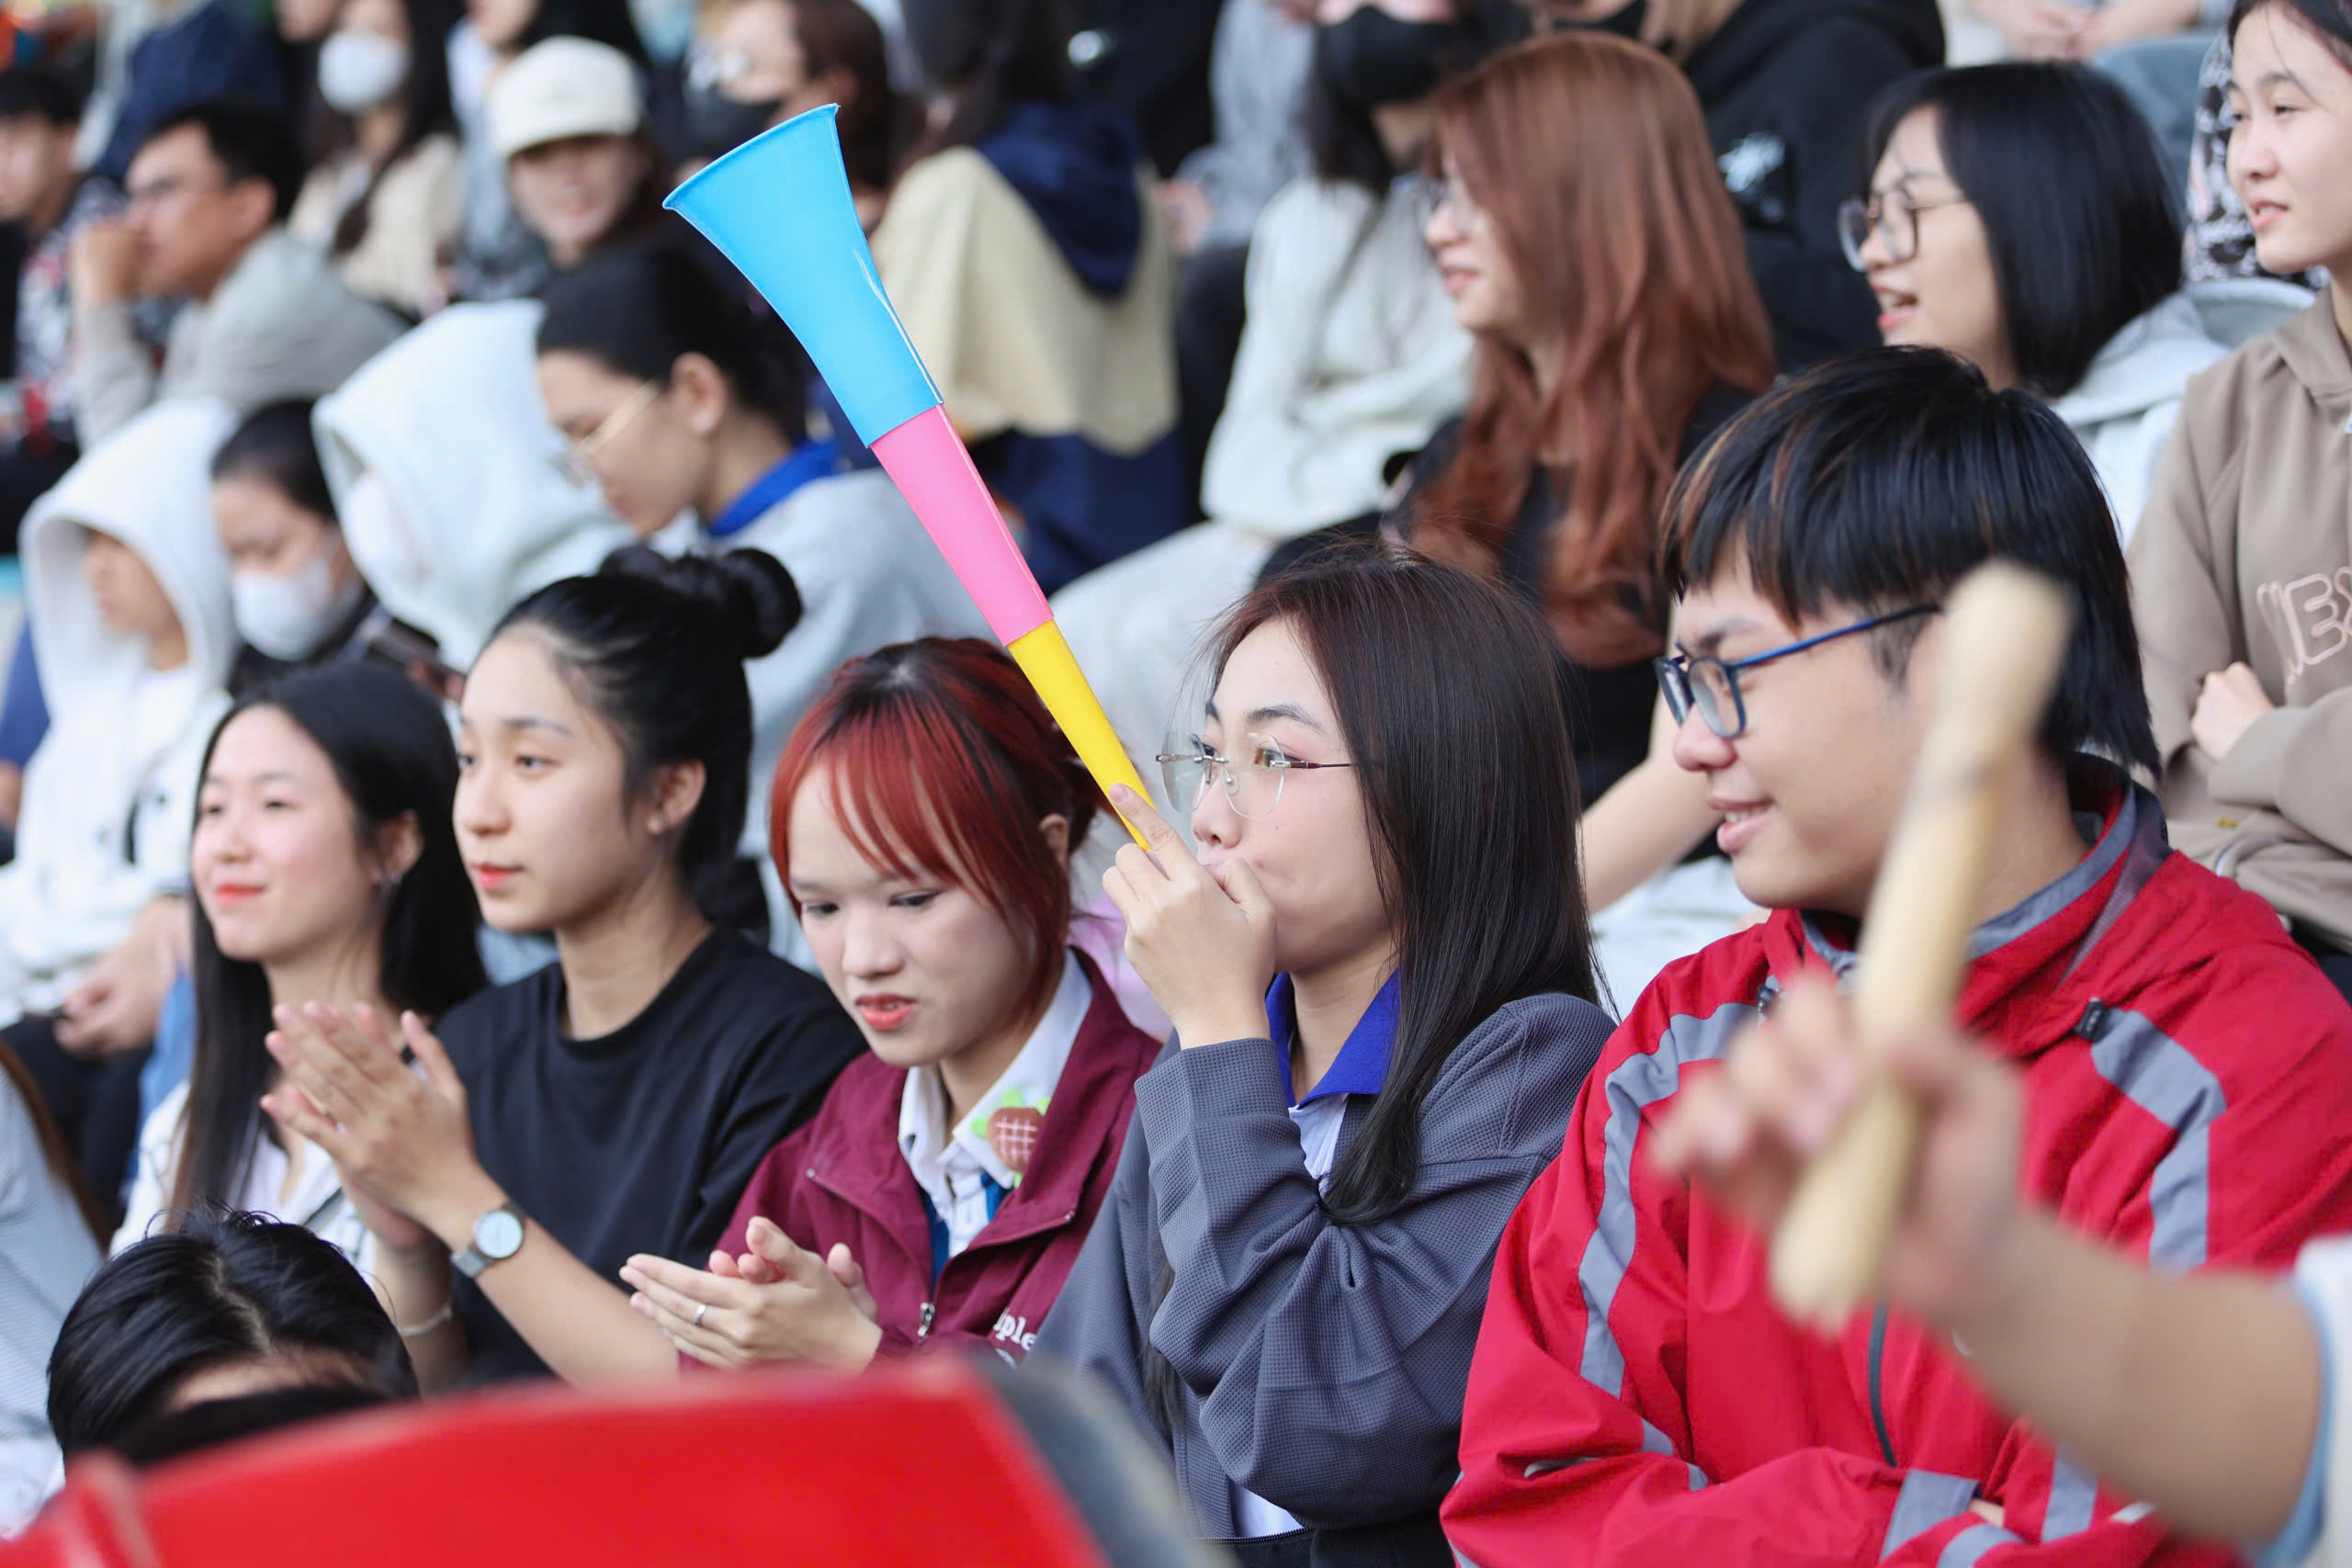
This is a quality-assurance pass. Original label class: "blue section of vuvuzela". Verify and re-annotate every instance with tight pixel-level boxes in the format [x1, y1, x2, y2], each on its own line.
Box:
[664, 105, 942, 447]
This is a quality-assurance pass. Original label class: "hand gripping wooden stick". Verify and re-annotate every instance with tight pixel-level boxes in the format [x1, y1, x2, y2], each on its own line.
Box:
[1767, 561, 2075, 1329]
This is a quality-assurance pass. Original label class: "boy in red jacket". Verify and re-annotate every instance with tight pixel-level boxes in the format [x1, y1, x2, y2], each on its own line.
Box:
[1442, 347, 2352, 1568]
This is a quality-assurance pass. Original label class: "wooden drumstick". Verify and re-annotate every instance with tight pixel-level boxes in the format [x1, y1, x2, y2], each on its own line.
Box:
[1767, 561, 2075, 1329]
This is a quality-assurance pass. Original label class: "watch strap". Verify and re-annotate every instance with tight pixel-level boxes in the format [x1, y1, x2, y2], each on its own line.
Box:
[452, 1201, 525, 1279]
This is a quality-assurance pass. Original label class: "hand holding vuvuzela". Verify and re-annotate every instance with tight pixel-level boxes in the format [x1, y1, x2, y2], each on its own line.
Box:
[1761, 562, 2074, 1328]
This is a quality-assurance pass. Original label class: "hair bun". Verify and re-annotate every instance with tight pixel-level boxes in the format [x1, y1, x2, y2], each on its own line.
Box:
[598, 545, 803, 660]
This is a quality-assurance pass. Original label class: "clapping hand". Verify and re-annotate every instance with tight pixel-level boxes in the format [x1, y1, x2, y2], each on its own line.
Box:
[622, 1217, 884, 1371]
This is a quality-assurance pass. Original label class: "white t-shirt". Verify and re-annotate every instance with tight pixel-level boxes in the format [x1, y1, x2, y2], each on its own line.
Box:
[115, 1082, 374, 1278]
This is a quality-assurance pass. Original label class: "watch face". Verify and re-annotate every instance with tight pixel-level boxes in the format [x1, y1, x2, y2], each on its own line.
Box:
[477, 1208, 525, 1259]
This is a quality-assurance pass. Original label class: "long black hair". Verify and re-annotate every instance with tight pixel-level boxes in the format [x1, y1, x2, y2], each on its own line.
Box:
[1856, 62, 2182, 400]
[326, 0, 462, 258]
[48, 1208, 418, 1456]
[489, 546, 801, 919]
[174, 664, 489, 1219]
[537, 242, 808, 439]
[900, 0, 1078, 160]
[1213, 545, 1600, 1223]
[1139, 545, 1597, 1431]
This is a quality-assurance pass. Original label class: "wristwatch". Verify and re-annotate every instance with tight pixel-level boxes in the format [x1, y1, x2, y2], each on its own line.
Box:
[451, 1201, 526, 1279]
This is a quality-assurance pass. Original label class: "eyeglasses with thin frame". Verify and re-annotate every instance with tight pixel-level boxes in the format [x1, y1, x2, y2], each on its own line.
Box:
[124, 174, 228, 210]
[1409, 171, 1486, 235]
[560, 378, 662, 486]
[1837, 186, 1972, 271]
[1655, 604, 1939, 739]
[1156, 732, 1355, 820]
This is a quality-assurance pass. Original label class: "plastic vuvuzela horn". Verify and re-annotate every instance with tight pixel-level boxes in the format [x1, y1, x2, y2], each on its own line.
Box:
[1768, 561, 2075, 1328]
[666, 107, 1151, 843]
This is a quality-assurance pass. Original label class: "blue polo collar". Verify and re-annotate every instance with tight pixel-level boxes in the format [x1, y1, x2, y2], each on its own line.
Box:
[1268, 972, 1401, 1107]
[704, 438, 842, 538]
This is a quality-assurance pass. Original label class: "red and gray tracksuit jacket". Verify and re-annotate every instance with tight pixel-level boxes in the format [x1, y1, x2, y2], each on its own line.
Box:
[1444, 772, 2352, 1568]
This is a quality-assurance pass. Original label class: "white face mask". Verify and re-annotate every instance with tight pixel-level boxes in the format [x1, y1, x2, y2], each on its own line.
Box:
[319, 30, 411, 115]
[232, 544, 366, 661]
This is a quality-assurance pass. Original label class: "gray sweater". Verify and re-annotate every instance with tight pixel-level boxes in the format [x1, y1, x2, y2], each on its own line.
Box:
[1035, 990, 1611, 1549]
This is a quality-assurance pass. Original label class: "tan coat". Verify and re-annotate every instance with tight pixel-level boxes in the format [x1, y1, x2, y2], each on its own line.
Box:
[868, 146, 1175, 455]
[2130, 296, 2352, 948]
[289, 135, 463, 319]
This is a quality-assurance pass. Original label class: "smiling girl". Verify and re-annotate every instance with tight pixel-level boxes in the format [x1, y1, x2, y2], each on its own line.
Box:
[261, 547, 865, 1386]
[2130, 0, 2352, 998]
[615, 638, 1159, 1372]
[1037, 546, 1614, 1564]
[114, 664, 487, 1262]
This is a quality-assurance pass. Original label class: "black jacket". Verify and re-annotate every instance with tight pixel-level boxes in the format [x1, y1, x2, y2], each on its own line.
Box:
[1683, 0, 1944, 367]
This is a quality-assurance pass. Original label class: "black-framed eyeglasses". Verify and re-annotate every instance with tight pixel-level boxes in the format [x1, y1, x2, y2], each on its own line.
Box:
[1155, 732, 1354, 820]
[1837, 186, 1972, 270]
[1655, 604, 1938, 739]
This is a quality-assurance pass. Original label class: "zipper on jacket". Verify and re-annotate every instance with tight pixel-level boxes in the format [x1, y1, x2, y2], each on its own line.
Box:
[1867, 1303, 1897, 1467]
[917, 1301, 935, 1339]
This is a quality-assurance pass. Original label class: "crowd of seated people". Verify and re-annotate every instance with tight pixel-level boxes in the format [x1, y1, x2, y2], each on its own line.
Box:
[0, 3, 2349, 1567]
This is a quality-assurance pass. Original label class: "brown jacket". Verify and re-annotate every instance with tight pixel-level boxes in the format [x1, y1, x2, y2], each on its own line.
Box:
[2131, 296, 2352, 949]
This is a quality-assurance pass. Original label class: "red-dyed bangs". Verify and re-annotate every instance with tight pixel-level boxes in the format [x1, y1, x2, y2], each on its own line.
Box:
[769, 639, 1104, 1032]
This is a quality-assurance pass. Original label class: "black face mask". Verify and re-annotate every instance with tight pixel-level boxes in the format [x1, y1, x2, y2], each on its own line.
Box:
[1315, 7, 1464, 110]
[685, 84, 784, 160]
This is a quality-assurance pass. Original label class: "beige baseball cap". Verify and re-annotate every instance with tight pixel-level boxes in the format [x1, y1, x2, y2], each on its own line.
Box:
[488, 36, 645, 160]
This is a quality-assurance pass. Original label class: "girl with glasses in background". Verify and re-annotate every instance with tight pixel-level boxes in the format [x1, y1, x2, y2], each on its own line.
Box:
[1845, 61, 2277, 545]
[1389, 30, 1778, 1002]
[1037, 545, 1613, 1568]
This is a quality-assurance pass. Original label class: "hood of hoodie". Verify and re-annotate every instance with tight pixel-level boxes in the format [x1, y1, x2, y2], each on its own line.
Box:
[1684, 0, 1942, 105]
[22, 399, 239, 716]
[975, 98, 1148, 299]
[2049, 290, 2229, 427]
[313, 301, 632, 669]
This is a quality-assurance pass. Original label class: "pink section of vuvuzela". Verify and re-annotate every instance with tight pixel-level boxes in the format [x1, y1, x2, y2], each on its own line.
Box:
[869, 407, 1052, 646]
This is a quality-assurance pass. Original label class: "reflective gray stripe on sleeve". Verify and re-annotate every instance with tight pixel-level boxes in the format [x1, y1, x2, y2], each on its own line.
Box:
[2087, 1009, 2227, 1271]
[2040, 1007, 2229, 1540]
[1521, 1425, 1708, 1489]
[2042, 1454, 2099, 1541]
[1566, 1001, 1752, 1488]
[1577, 1002, 1756, 1394]
[1936, 1522, 2023, 1568]
[1883, 1471, 1981, 1559]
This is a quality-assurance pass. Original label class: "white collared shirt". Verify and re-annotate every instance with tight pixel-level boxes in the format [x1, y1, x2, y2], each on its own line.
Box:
[115, 1082, 372, 1275]
[898, 951, 1091, 1263]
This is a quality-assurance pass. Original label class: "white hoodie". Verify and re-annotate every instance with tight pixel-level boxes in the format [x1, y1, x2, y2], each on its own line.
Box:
[2, 400, 240, 1024]
[707, 468, 990, 953]
[2052, 279, 2312, 545]
[314, 301, 631, 670]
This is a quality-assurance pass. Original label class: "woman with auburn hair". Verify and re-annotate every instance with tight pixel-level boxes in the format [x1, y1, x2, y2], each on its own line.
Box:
[616, 638, 1159, 1372]
[1396, 29, 1777, 1000]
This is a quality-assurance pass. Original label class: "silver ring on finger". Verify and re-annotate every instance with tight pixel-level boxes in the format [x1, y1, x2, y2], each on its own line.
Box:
[693, 1302, 708, 1328]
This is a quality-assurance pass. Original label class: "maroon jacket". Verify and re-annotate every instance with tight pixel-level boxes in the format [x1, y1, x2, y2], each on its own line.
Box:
[710, 953, 1159, 1362]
